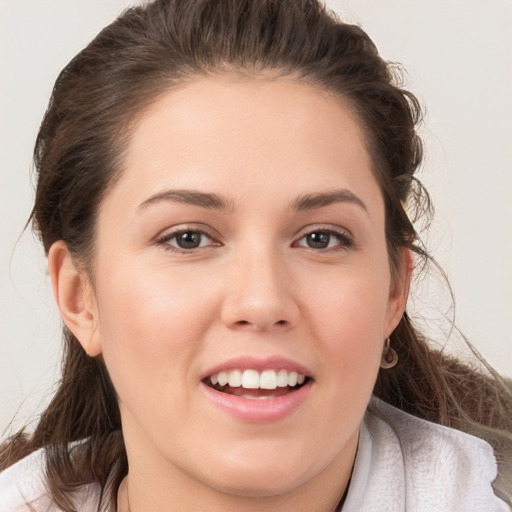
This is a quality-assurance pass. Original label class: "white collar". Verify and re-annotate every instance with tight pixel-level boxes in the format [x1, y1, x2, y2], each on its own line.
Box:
[342, 397, 509, 511]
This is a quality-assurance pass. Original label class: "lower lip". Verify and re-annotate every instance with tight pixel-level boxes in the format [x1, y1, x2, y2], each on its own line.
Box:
[201, 381, 312, 423]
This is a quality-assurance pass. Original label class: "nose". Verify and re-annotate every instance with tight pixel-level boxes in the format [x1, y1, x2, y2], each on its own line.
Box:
[221, 248, 300, 332]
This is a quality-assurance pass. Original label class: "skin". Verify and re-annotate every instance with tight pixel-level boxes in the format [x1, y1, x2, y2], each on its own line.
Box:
[49, 75, 411, 512]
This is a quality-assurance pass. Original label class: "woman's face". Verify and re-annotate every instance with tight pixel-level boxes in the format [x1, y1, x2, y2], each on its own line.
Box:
[81, 76, 407, 501]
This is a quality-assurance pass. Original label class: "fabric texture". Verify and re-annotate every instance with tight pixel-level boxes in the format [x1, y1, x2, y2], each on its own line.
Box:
[342, 398, 509, 511]
[0, 397, 509, 511]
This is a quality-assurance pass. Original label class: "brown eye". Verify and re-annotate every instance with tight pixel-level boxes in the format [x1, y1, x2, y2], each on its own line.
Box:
[159, 230, 216, 251]
[295, 230, 353, 250]
[175, 231, 204, 249]
[304, 232, 331, 249]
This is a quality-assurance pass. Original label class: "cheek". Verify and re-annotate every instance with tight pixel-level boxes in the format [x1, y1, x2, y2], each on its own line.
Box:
[92, 259, 219, 401]
[307, 258, 390, 328]
[303, 261, 390, 382]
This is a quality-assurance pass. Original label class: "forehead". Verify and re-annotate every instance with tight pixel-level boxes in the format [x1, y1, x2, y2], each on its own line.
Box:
[105, 75, 381, 214]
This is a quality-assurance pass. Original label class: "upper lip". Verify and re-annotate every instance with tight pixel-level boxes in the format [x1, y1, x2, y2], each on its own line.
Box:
[200, 355, 313, 381]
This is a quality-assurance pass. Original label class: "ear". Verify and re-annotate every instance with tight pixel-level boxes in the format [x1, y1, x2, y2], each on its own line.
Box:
[385, 248, 413, 336]
[48, 241, 102, 357]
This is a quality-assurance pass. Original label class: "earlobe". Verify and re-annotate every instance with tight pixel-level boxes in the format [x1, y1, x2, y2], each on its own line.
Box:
[48, 241, 102, 357]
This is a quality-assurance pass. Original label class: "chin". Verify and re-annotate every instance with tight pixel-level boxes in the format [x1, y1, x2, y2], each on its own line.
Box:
[208, 472, 307, 499]
[195, 450, 317, 498]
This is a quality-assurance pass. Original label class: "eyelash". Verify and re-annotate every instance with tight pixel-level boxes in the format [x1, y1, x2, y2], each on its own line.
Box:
[156, 227, 219, 254]
[156, 226, 354, 253]
[293, 228, 354, 251]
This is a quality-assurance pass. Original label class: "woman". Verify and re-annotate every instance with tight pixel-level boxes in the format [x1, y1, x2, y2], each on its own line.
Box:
[1, 0, 511, 510]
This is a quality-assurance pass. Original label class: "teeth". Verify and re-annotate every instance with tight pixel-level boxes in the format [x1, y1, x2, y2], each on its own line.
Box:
[276, 369, 288, 387]
[287, 372, 298, 387]
[217, 371, 229, 387]
[241, 369, 260, 389]
[209, 369, 307, 390]
[228, 369, 242, 387]
[260, 370, 277, 390]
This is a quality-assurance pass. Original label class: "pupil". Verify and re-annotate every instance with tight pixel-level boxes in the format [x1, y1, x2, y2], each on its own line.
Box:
[307, 232, 330, 249]
[177, 232, 201, 249]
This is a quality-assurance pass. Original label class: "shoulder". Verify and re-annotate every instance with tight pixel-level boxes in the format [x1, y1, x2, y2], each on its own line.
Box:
[342, 397, 509, 512]
[0, 448, 54, 511]
[0, 448, 102, 512]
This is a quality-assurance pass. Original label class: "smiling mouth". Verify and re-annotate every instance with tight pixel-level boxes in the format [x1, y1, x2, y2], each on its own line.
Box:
[203, 369, 311, 400]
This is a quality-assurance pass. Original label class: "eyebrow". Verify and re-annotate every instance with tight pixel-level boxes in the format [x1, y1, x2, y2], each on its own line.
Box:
[138, 187, 367, 214]
[291, 189, 368, 212]
[138, 189, 234, 211]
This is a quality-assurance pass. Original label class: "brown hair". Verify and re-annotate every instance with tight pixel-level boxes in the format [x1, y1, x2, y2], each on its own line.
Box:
[1, 0, 511, 508]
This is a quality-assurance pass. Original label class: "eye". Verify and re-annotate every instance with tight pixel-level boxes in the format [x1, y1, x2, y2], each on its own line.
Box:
[158, 229, 218, 252]
[294, 230, 352, 250]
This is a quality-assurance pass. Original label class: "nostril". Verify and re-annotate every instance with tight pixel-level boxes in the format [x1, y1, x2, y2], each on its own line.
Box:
[232, 319, 287, 330]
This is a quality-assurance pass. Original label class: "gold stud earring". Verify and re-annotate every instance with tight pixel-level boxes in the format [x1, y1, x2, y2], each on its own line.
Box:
[380, 337, 398, 369]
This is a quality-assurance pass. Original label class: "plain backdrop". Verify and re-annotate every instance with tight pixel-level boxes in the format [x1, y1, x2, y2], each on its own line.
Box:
[1, 0, 511, 435]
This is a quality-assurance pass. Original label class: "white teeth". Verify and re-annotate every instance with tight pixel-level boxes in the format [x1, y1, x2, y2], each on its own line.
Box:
[228, 369, 242, 387]
[209, 368, 307, 390]
[287, 372, 298, 387]
[260, 370, 277, 390]
[276, 369, 288, 387]
[217, 371, 229, 387]
[241, 369, 260, 389]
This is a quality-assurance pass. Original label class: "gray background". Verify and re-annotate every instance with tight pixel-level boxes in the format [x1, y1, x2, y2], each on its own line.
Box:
[1, 0, 511, 435]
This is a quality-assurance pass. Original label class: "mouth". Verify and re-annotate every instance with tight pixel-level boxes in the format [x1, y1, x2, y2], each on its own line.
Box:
[202, 369, 312, 400]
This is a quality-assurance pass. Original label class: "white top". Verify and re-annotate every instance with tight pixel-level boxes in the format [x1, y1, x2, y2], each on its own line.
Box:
[342, 399, 510, 511]
[1, 398, 509, 512]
